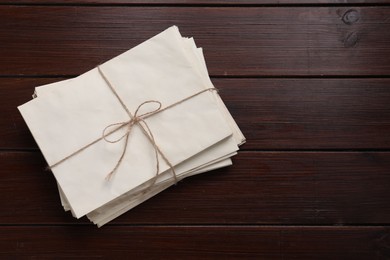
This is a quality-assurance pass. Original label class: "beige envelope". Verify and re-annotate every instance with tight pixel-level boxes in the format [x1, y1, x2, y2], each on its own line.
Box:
[18, 26, 242, 219]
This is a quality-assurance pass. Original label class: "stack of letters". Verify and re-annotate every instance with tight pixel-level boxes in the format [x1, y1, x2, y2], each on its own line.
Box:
[18, 26, 245, 227]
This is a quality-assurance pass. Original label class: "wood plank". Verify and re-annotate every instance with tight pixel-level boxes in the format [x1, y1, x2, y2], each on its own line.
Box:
[0, 226, 388, 259]
[4, 78, 390, 150]
[1, 6, 389, 76]
[2, 0, 390, 5]
[1, 151, 389, 224]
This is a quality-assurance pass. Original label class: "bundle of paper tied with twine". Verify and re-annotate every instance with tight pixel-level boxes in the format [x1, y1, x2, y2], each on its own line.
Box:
[49, 66, 219, 185]
[18, 26, 245, 227]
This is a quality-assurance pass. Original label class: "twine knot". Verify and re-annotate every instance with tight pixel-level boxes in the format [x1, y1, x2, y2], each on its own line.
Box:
[102, 100, 165, 181]
[47, 65, 218, 189]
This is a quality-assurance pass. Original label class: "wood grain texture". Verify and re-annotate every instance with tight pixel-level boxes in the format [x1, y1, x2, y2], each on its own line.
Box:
[1, 151, 389, 225]
[0, 226, 389, 259]
[4, 78, 390, 149]
[2, 0, 390, 4]
[2, 1, 390, 258]
[0, 6, 389, 76]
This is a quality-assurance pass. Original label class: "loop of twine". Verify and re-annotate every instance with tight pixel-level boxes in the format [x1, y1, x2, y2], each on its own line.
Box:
[48, 65, 218, 187]
[102, 100, 163, 181]
[101, 100, 162, 144]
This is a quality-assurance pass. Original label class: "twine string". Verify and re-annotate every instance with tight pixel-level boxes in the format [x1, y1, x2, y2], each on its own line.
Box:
[103, 100, 163, 181]
[48, 65, 218, 185]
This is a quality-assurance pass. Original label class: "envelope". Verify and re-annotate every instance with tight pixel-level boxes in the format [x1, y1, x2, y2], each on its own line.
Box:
[18, 26, 241, 219]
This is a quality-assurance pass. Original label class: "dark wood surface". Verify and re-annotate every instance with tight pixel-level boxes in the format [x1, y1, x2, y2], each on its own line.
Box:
[1, 226, 389, 259]
[1, 6, 390, 76]
[1, 151, 390, 225]
[3, 78, 390, 150]
[1, 1, 389, 259]
[4, 0, 390, 5]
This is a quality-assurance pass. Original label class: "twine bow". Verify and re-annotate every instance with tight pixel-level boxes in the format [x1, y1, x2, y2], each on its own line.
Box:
[101, 100, 166, 181]
[48, 65, 218, 185]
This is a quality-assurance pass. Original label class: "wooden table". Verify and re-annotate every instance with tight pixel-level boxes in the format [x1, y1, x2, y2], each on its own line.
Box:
[1, 0, 390, 258]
